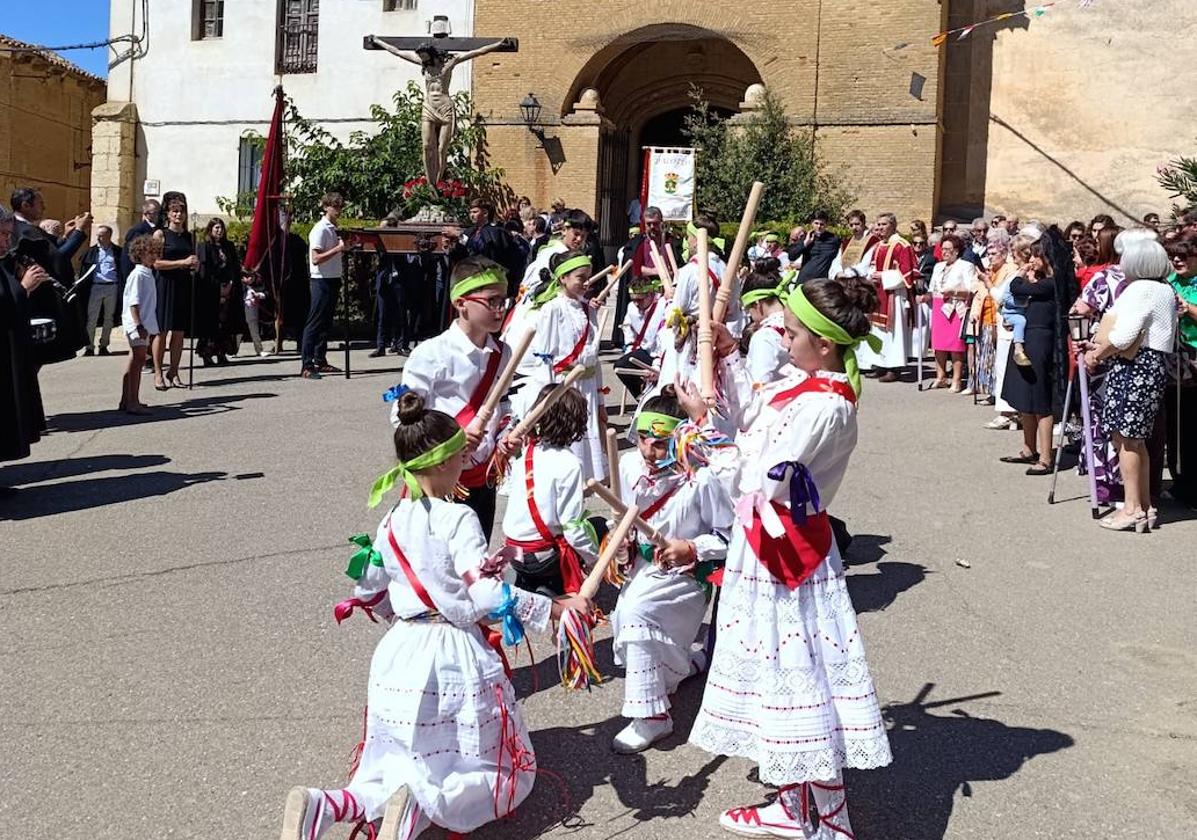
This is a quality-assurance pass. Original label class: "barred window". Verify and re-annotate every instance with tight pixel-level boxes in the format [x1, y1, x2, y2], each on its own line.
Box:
[277, 0, 320, 74]
[383, 0, 418, 10]
[193, 0, 224, 40]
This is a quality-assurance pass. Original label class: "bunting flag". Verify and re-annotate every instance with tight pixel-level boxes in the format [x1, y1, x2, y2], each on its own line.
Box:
[931, 2, 1082, 46]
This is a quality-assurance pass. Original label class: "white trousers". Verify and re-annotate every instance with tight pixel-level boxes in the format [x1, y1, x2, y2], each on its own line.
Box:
[243, 303, 263, 353]
[87, 283, 119, 349]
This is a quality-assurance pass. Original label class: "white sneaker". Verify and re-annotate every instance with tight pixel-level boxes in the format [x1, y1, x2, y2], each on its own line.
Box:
[612, 715, 673, 754]
[259, 350, 270, 357]
[280, 787, 365, 840]
[719, 799, 807, 838]
[377, 786, 418, 840]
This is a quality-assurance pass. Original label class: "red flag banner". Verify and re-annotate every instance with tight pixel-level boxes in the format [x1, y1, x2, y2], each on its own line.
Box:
[244, 86, 286, 274]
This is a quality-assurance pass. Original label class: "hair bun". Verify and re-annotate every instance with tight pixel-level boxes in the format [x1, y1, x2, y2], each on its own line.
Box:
[659, 384, 678, 399]
[396, 390, 426, 425]
[839, 275, 879, 326]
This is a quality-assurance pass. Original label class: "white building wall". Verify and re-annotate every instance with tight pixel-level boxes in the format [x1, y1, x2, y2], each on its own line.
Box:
[106, 0, 474, 218]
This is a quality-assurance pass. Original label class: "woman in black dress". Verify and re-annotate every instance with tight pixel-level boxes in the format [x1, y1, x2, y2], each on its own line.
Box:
[999, 238, 1060, 474]
[196, 218, 245, 365]
[152, 193, 197, 389]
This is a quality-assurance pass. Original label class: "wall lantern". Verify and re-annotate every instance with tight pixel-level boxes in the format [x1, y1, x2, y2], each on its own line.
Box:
[519, 92, 542, 133]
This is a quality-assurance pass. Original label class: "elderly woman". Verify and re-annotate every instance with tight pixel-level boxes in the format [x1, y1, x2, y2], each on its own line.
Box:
[968, 230, 1012, 402]
[928, 234, 980, 391]
[1083, 240, 1178, 532]
[986, 233, 1025, 429]
[1163, 236, 1197, 507]
[1070, 228, 1159, 502]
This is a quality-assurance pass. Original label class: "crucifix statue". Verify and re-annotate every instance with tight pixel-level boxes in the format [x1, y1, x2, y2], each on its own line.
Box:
[366, 16, 518, 191]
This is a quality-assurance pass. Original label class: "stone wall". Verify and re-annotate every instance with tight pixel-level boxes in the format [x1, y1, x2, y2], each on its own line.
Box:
[0, 48, 106, 220]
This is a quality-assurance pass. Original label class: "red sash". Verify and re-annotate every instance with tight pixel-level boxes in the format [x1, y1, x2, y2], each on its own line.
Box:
[504, 442, 586, 593]
[386, 522, 511, 676]
[769, 325, 785, 337]
[689, 257, 721, 289]
[630, 304, 658, 351]
[552, 317, 591, 374]
[455, 344, 504, 489]
[768, 376, 857, 409]
[639, 483, 679, 522]
[745, 502, 833, 590]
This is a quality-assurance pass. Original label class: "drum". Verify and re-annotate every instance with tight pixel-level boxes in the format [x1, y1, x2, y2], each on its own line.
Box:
[29, 317, 56, 345]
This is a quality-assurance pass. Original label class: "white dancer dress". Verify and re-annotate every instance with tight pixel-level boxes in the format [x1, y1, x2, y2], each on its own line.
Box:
[610, 451, 733, 718]
[516, 294, 607, 482]
[690, 369, 892, 784]
[746, 310, 791, 387]
[344, 498, 551, 831]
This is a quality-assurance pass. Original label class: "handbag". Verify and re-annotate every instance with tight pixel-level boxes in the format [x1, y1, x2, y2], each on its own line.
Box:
[1094, 310, 1142, 360]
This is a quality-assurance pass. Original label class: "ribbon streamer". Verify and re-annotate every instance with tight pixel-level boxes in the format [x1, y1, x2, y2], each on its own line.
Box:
[766, 460, 821, 525]
[487, 583, 527, 647]
[344, 533, 384, 580]
[931, 2, 1064, 45]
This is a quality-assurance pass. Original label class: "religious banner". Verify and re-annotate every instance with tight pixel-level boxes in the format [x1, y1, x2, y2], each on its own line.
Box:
[640, 147, 696, 222]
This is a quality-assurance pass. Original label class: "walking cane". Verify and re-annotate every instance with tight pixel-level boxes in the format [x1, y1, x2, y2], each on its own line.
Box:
[915, 295, 926, 391]
[1047, 371, 1075, 504]
[1076, 349, 1101, 518]
[188, 266, 196, 389]
[342, 255, 352, 380]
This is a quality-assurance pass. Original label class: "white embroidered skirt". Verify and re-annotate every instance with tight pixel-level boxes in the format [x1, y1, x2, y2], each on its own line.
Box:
[688, 528, 892, 784]
[357, 620, 535, 832]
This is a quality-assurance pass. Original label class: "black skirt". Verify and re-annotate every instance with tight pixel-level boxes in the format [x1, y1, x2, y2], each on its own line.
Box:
[1101, 349, 1168, 440]
[1000, 324, 1055, 415]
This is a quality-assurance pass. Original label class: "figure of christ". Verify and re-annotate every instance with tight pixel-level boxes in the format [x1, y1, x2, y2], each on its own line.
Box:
[368, 36, 514, 190]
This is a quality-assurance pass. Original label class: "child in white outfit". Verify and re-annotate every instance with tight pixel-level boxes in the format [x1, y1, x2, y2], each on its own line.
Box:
[119, 234, 161, 414]
[242, 275, 268, 356]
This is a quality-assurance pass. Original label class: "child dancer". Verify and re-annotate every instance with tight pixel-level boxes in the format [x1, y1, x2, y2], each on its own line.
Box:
[659, 217, 729, 388]
[518, 249, 607, 482]
[739, 260, 795, 388]
[280, 391, 589, 840]
[501, 385, 600, 596]
[610, 386, 733, 753]
[395, 256, 513, 538]
[119, 234, 160, 415]
[615, 276, 668, 398]
[688, 277, 892, 839]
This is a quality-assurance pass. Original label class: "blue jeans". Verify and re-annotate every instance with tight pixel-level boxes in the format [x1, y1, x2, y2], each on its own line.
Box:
[301, 276, 340, 370]
[1001, 294, 1027, 343]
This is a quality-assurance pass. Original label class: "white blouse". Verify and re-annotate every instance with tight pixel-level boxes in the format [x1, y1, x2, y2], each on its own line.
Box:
[500, 442, 600, 565]
[1107, 279, 1178, 353]
[618, 451, 733, 562]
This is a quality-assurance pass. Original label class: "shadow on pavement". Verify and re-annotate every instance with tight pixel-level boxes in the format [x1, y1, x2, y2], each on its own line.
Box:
[45, 393, 276, 433]
[0, 453, 171, 487]
[0, 469, 229, 520]
[848, 562, 929, 615]
[848, 682, 1074, 839]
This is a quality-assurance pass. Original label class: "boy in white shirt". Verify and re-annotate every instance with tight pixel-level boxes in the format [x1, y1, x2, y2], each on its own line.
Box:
[120, 234, 162, 414]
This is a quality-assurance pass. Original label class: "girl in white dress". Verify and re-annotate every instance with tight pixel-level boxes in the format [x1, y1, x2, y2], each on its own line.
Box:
[518, 249, 607, 482]
[502, 385, 600, 596]
[279, 391, 589, 840]
[739, 261, 795, 388]
[610, 386, 734, 753]
[687, 277, 892, 839]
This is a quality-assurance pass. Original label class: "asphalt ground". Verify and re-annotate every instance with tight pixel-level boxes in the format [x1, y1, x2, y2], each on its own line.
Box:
[2, 335, 1195, 840]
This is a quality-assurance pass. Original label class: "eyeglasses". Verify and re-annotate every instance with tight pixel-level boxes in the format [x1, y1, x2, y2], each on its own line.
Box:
[460, 295, 511, 312]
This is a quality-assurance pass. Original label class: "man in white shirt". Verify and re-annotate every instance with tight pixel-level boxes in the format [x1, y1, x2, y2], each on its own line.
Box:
[302, 192, 346, 379]
[81, 225, 122, 355]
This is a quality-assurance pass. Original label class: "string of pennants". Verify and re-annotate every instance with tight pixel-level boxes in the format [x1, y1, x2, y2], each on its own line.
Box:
[932, 1, 1097, 46]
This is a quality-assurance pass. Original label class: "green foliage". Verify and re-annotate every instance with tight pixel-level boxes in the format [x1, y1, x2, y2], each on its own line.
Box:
[682, 87, 853, 228]
[1157, 156, 1197, 218]
[281, 82, 511, 222]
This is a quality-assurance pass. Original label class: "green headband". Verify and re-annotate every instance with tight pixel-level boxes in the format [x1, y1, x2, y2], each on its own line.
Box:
[635, 411, 682, 438]
[450, 268, 507, 302]
[685, 223, 726, 255]
[741, 271, 799, 308]
[630, 278, 663, 294]
[552, 254, 592, 280]
[785, 285, 881, 397]
[367, 428, 467, 508]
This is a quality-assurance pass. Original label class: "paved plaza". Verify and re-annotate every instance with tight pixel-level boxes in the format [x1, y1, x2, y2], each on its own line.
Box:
[2, 341, 1195, 840]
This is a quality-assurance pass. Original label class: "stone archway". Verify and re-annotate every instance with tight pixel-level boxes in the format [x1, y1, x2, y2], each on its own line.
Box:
[563, 25, 763, 248]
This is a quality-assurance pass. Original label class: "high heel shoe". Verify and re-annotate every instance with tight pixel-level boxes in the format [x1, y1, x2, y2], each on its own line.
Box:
[1099, 511, 1149, 533]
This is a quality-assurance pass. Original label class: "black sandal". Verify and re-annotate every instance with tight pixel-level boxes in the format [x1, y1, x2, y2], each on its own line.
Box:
[1000, 452, 1039, 464]
[1025, 462, 1052, 476]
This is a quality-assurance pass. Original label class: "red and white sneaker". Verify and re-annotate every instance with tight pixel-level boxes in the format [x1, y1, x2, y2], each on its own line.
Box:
[719, 798, 810, 838]
[279, 787, 365, 840]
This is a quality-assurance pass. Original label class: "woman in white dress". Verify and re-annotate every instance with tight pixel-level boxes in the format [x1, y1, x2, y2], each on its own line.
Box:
[517, 249, 607, 482]
[278, 391, 589, 840]
[739, 260, 795, 387]
[687, 277, 892, 839]
[610, 387, 734, 754]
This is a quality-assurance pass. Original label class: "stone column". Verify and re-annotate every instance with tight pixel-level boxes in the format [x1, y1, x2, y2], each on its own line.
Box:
[90, 101, 139, 237]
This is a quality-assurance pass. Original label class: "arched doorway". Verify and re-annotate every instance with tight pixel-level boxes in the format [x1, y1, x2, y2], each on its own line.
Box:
[564, 25, 762, 250]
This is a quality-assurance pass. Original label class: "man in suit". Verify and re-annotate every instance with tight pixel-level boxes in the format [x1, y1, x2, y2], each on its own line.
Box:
[79, 225, 123, 355]
[9, 188, 90, 285]
[119, 199, 162, 281]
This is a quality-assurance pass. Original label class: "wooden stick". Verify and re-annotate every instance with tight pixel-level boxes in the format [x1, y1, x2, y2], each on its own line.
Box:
[627, 356, 655, 372]
[588, 263, 616, 286]
[605, 427, 621, 502]
[509, 366, 586, 439]
[596, 306, 610, 344]
[472, 327, 535, 429]
[585, 479, 669, 548]
[592, 260, 632, 306]
[696, 228, 716, 404]
[712, 180, 765, 324]
[665, 245, 681, 283]
[648, 238, 674, 299]
[579, 504, 639, 599]
[612, 368, 652, 377]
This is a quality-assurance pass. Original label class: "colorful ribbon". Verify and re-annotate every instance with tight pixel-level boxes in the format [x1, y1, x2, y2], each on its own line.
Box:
[486, 582, 527, 646]
[932, 2, 1058, 46]
[344, 533, 384, 580]
[766, 460, 820, 525]
[382, 383, 409, 403]
[367, 428, 467, 507]
[634, 411, 682, 438]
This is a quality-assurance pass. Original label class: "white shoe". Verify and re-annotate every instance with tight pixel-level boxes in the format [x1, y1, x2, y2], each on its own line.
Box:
[280, 787, 364, 840]
[259, 350, 270, 357]
[688, 646, 708, 676]
[613, 715, 674, 754]
[377, 786, 417, 840]
[719, 799, 807, 838]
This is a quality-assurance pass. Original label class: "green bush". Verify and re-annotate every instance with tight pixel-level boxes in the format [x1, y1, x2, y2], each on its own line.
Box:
[683, 87, 854, 230]
[1157, 156, 1197, 218]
